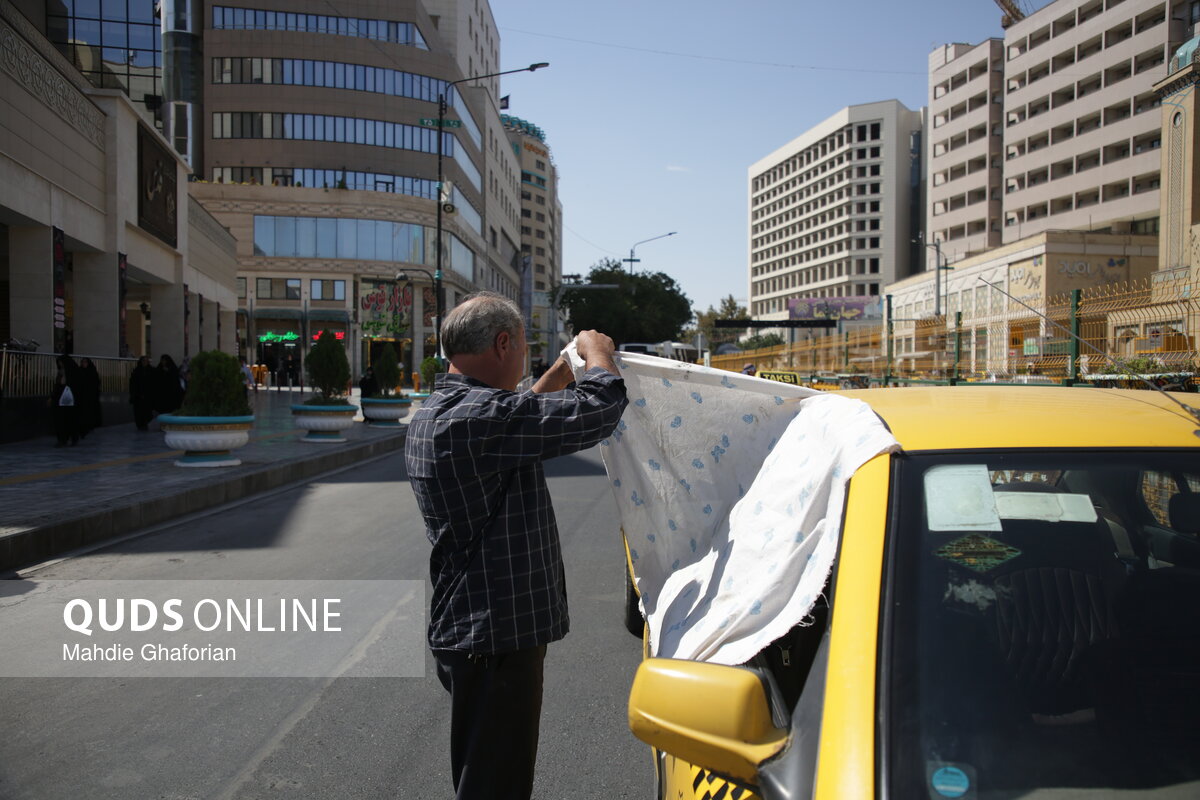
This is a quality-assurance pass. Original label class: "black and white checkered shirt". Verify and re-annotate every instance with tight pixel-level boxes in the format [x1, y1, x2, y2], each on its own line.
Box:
[405, 368, 627, 654]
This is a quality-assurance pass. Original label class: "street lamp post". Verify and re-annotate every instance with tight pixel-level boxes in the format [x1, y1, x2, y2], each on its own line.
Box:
[435, 62, 549, 359]
[396, 268, 437, 362]
[914, 234, 952, 317]
[623, 231, 677, 274]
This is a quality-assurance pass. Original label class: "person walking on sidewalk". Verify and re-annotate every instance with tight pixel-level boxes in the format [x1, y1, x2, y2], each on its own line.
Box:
[155, 354, 183, 414]
[405, 292, 627, 800]
[50, 356, 80, 447]
[129, 356, 156, 431]
[76, 357, 102, 437]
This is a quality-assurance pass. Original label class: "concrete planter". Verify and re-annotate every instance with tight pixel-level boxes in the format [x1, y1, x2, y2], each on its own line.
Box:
[158, 414, 255, 467]
[359, 396, 412, 427]
[292, 403, 357, 442]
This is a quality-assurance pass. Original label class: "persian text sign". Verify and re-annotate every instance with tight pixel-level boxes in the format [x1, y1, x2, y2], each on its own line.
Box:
[788, 296, 882, 321]
[0, 580, 424, 678]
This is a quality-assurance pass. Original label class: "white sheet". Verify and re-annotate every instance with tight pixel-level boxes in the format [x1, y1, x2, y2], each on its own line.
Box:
[565, 345, 900, 665]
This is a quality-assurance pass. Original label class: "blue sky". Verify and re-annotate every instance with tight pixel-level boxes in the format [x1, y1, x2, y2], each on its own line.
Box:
[491, 0, 1012, 315]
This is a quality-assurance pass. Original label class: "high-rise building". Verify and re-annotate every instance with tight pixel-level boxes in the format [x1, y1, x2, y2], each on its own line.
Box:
[502, 114, 562, 364]
[747, 101, 924, 321]
[926, 39, 1005, 268]
[997, 0, 1188, 242]
[189, 0, 523, 376]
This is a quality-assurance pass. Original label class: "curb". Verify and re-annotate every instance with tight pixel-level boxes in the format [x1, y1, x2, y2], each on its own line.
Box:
[0, 430, 407, 574]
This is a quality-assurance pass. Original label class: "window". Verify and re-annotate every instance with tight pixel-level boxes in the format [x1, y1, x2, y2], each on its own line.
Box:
[237, 278, 247, 299]
[255, 277, 300, 299]
[310, 279, 345, 301]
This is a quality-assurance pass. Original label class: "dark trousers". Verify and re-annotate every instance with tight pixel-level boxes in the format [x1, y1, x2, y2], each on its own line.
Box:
[433, 645, 546, 800]
[53, 405, 78, 445]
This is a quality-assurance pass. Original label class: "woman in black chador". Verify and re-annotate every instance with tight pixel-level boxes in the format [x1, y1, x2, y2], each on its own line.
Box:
[129, 356, 156, 430]
[76, 357, 102, 437]
[155, 354, 184, 414]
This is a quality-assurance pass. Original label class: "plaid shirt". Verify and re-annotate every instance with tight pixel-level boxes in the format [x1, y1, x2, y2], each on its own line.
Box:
[405, 368, 627, 653]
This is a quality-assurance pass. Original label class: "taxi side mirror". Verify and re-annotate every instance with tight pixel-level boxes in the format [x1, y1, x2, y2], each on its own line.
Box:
[628, 658, 789, 784]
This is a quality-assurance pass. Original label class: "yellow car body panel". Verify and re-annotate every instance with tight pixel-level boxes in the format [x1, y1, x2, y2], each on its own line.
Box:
[633, 386, 1200, 799]
[813, 453, 891, 800]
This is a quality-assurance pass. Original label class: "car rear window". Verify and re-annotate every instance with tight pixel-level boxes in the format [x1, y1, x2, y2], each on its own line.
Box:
[884, 450, 1200, 800]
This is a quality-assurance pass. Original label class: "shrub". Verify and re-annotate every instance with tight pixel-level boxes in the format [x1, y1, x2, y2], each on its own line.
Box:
[420, 356, 442, 391]
[1100, 356, 1166, 375]
[306, 329, 351, 402]
[373, 344, 401, 397]
[179, 351, 251, 416]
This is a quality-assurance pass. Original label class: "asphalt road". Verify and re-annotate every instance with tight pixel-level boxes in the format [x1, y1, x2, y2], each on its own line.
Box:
[0, 447, 653, 799]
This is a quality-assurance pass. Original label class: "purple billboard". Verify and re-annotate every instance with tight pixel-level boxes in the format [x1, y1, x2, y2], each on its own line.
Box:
[788, 296, 883, 321]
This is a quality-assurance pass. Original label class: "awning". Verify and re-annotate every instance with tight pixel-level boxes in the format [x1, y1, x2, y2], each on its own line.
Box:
[253, 308, 301, 320]
[307, 309, 350, 323]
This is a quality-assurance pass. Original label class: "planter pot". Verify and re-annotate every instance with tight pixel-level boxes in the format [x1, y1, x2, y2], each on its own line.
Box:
[292, 403, 357, 442]
[158, 414, 255, 467]
[360, 396, 412, 427]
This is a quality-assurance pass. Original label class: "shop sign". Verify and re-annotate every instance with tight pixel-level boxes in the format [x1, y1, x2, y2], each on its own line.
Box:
[311, 330, 346, 341]
[137, 125, 178, 248]
[259, 331, 300, 343]
[361, 281, 412, 337]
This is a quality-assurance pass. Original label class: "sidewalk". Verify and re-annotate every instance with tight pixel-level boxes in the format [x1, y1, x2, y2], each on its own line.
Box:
[0, 388, 415, 574]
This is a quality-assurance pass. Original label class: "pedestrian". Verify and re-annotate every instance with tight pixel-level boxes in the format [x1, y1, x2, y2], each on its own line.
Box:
[50, 356, 80, 447]
[155, 354, 184, 414]
[239, 355, 256, 398]
[76, 357, 102, 437]
[741, 362, 756, 376]
[358, 366, 378, 398]
[405, 292, 627, 800]
[129, 355, 156, 430]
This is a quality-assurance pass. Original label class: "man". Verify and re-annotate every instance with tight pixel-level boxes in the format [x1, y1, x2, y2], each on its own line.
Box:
[742, 362, 756, 376]
[405, 292, 626, 799]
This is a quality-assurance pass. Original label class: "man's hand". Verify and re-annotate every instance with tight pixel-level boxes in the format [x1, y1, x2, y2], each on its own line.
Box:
[575, 330, 619, 376]
[530, 356, 573, 394]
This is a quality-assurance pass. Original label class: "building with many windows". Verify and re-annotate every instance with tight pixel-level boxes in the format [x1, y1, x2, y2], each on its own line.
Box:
[926, 39, 1006, 268]
[0, 0, 237, 389]
[502, 114, 562, 365]
[747, 101, 924, 322]
[190, 0, 524, 378]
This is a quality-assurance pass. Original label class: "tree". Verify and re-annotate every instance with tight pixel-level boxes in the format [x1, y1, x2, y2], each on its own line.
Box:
[689, 294, 746, 348]
[557, 259, 692, 345]
[739, 332, 786, 351]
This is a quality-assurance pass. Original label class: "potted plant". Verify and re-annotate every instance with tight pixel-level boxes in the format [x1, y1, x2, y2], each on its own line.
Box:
[158, 350, 254, 467]
[292, 330, 356, 442]
[418, 355, 442, 396]
[360, 344, 412, 427]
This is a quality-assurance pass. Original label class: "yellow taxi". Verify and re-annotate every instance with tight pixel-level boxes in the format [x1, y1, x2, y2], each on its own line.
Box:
[626, 386, 1200, 800]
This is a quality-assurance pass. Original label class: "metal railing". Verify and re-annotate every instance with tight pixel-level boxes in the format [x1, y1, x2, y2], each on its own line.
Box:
[713, 275, 1200, 390]
[0, 350, 137, 399]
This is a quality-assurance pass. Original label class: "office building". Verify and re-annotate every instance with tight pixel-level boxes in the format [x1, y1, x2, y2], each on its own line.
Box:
[502, 114, 563, 365]
[747, 100, 924, 321]
[190, 0, 524, 376]
[927, 39, 1006, 268]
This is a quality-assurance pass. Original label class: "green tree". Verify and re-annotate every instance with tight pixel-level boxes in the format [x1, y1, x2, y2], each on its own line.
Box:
[688, 294, 746, 348]
[372, 344, 401, 396]
[740, 332, 785, 351]
[179, 351, 251, 416]
[557, 259, 692, 345]
[306, 329, 351, 402]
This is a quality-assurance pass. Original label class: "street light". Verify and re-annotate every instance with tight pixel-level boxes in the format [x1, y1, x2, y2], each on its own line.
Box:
[913, 233, 953, 317]
[436, 62, 550, 359]
[624, 231, 677, 274]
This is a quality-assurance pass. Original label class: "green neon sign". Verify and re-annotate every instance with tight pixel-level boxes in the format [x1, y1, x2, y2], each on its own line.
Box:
[258, 331, 300, 343]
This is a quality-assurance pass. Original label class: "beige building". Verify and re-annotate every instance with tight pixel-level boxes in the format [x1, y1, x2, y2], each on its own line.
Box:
[927, 39, 1006, 267]
[998, 0, 1189, 242]
[0, 0, 237, 363]
[502, 114, 563, 363]
[748, 100, 924, 321]
[195, 0, 524, 377]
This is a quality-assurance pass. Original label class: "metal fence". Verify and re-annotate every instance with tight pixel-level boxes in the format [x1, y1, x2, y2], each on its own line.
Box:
[712, 275, 1200, 389]
[0, 350, 137, 399]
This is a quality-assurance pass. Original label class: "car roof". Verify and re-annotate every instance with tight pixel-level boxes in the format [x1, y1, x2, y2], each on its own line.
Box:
[834, 386, 1200, 451]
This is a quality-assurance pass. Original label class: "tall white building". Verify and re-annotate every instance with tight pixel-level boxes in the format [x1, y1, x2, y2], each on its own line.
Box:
[999, 0, 1189, 241]
[927, 39, 1006, 268]
[747, 101, 924, 319]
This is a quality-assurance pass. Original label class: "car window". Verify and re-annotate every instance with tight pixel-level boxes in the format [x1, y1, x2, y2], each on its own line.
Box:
[1141, 468, 1200, 528]
[885, 450, 1200, 800]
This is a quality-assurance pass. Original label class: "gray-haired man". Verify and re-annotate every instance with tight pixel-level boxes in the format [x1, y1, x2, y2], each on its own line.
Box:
[404, 292, 626, 799]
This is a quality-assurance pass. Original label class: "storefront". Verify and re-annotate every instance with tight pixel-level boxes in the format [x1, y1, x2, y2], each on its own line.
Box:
[253, 310, 302, 376]
[359, 279, 414, 384]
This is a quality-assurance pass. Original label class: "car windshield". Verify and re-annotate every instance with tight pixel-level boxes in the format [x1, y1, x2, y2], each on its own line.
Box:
[885, 450, 1200, 799]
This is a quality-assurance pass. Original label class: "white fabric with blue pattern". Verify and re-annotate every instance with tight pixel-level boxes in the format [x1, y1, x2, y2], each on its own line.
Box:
[565, 344, 900, 665]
